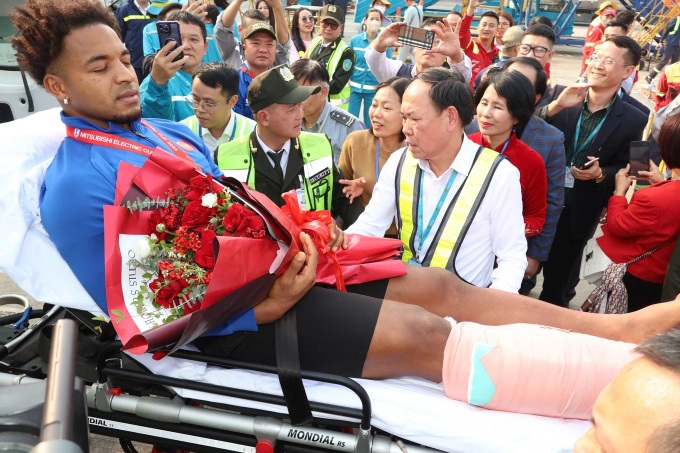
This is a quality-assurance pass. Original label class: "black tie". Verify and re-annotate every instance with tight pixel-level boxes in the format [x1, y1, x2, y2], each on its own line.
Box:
[268, 150, 284, 181]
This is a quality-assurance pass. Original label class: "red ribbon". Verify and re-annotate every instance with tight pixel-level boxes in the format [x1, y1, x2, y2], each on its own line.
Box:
[281, 191, 346, 291]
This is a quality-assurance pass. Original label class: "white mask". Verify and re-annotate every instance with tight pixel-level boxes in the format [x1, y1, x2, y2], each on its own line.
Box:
[375, 5, 386, 14]
[367, 20, 381, 32]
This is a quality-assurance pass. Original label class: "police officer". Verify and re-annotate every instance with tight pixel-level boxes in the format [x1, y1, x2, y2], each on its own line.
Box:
[291, 59, 365, 164]
[181, 63, 255, 157]
[215, 65, 363, 226]
[306, 5, 355, 110]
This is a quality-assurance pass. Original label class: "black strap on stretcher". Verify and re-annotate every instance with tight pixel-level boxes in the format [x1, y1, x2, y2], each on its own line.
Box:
[275, 310, 313, 426]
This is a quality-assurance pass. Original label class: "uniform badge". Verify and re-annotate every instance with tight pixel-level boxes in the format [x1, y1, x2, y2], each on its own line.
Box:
[342, 59, 352, 71]
[329, 5, 336, 12]
[279, 66, 294, 82]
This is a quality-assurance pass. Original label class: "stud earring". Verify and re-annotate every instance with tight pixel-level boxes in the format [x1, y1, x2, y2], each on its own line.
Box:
[63, 98, 69, 105]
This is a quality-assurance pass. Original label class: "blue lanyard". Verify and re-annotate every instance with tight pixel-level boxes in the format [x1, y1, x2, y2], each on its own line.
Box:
[499, 136, 511, 155]
[571, 102, 613, 164]
[414, 168, 458, 262]
[375, 140, 381, 179]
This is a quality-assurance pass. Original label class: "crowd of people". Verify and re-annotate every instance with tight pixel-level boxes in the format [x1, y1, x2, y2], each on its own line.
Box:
[8, 0, 680, 450]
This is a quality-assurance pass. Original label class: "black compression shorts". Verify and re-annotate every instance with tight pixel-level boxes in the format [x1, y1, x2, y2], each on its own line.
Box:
[194, 280, 389, 377]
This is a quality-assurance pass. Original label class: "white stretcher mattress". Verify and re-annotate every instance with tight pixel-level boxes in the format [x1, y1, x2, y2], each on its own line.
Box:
[0, 108, 590, 452]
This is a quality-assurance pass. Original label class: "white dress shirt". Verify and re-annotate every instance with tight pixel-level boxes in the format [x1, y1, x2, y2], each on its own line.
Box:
[365, 44, 473, 84]
[346, 134, 527, 293]
[256, 132, 292, 178]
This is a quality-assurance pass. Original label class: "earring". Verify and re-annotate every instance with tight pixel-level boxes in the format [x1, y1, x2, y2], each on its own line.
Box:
[63, 98, 69, 105]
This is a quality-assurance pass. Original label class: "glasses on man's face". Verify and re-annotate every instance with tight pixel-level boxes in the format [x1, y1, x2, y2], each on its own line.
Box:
[300, 16, 315, 24]
[518, 43, 550, 57]
[588, 54, 629, 69]
[185, 94, 222, 113]
[320, 20, 339, 30]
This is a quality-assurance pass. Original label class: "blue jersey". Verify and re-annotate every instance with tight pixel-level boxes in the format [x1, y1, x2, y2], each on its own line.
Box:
[40, 113, 256, 333]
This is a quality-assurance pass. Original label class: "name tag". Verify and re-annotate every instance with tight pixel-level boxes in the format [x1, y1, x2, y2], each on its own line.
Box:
[222, 169, 248, 182]
[564, 166, 575, 189]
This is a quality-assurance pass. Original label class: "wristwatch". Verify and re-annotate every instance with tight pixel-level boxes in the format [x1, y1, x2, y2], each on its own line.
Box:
[595, 170, 606, 183]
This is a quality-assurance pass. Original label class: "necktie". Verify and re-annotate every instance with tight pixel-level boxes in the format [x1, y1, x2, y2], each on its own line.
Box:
[268, 150, 284, 181]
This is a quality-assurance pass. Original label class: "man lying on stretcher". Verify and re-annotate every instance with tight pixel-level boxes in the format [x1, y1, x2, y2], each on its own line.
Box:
[10, 0, 680, 424]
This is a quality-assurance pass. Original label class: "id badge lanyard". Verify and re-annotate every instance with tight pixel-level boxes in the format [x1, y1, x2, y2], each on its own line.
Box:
[569, 103, 613, 166]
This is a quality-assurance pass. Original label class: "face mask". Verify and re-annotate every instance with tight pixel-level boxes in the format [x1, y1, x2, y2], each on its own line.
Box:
[375, 5, 386, 14]
[367, 21, 381, 32]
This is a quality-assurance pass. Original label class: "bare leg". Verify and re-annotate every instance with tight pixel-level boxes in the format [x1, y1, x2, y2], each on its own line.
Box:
[383, 265, 680, 344]
[361, 299, 450, 382]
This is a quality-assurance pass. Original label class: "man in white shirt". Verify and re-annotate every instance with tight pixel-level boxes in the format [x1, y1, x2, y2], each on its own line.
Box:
[346, 68, 527, 293]
[398, 0, 423, 63]
[366, 18, 473, 84]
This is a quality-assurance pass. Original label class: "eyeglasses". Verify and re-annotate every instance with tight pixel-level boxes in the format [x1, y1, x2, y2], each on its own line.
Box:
[320, 20, 340, 30]
[499, 22, 511, 28]
[185, 94, 222, 112]
[300, 16, 315, 24]
[518, 44, 550, 57]
[588, 54, 631, 68]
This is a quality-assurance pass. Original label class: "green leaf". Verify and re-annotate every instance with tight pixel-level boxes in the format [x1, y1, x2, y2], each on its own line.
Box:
[111, 309, 125, 323]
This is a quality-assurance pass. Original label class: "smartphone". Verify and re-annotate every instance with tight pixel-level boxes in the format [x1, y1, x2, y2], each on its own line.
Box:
[156, 21, 184, 63]
[397, 26, 435, 50]
[629, 141, 650, 177]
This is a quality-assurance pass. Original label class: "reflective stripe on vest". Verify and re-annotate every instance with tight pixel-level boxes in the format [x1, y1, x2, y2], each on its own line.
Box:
[396, 147, 503, 269]
[124, 14, 149, 21]
[215, 131, 335, 210]
[182, 113, 254, 140]
[671, 17, 680, 36]
[309, 37, 351, 109]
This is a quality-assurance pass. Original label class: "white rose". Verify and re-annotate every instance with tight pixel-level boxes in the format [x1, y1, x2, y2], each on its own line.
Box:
[138, 238, 152, 259]
[201, 192, 218, 208]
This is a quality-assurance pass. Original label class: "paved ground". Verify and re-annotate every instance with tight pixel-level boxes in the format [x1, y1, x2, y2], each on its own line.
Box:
[0, 11, 658, 452]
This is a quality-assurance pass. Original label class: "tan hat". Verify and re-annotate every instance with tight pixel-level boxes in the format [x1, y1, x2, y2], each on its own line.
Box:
[319, 4, 345, 25]
[374, 0, 392, 6]
[596, 1, 616, 15]
[502, 26, 524, 49]
[243, 21, 277, 40]
[248, 65, 321, 113]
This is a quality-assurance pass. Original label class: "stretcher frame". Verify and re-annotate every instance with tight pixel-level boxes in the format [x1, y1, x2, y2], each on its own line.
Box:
[0, 306, 440, 453]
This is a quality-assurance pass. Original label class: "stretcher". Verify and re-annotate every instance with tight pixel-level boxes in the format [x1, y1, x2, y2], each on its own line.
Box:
[0, 108, 592, 452]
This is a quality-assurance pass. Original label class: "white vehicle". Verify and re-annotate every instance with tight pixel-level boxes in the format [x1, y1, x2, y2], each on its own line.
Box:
[0, 1, 59, 122]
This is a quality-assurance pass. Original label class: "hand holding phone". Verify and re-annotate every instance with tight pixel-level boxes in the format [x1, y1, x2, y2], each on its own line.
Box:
[628, 141, 651, 178]
[397, 26, 435, 50]
[156, 21, 184, 63]
[580, 157, 600, 170]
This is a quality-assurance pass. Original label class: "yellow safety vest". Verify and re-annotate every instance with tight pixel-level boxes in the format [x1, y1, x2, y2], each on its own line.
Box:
[182, 112, 255, 154]
[216, 131, 335, 210]
[123, 14, 150, 21]
[307, 36, 351, 110]
[397, 146, 503, 269]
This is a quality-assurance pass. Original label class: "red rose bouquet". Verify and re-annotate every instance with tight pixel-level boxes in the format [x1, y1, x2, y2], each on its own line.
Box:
[104, 149, 406, 355]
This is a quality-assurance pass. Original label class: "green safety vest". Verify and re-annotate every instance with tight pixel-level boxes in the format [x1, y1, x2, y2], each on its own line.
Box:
[123, 14, 149, 21]
[308, 36, 351, 110]
[397, 146, 504, 269]
[216, 131, 335, 211]
[181, 112, 254, 152]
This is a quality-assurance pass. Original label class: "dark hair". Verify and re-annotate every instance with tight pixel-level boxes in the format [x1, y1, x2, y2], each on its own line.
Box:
[290, 58, 330, 85]
[291, 7, 314, 54]
[448, 10, 464, 19]
[616, 9, 636, 27]
[604, 34, 642, 66]
[421, 18, 440, 28]
[205, 4, 220, 25]
[474, 71, 535, 138]
[480, 11, 499, 23]
[524, 24, 556, 45]
[10, 0, 120, 86]
[158, 2, 183, 21]
[194, 62, 240, 98]
[657, 113, 680, 169]
[168, 11, 207, 41]
[503, 56, 548, 100]
[255, 0, 275, 28]
[604, 20, 628, 35]
[528, 15, 553, 28]
[214, 0, 229, 9]
[371, 77, 409, 141]
[242, 9, 268, 24]
[636, 329, 680, 453]
[499, 11, 514, 26]
[413, 67, 474, 126]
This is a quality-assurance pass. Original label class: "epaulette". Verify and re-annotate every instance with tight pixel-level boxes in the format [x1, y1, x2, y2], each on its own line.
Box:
[330, 110, 355, 127]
